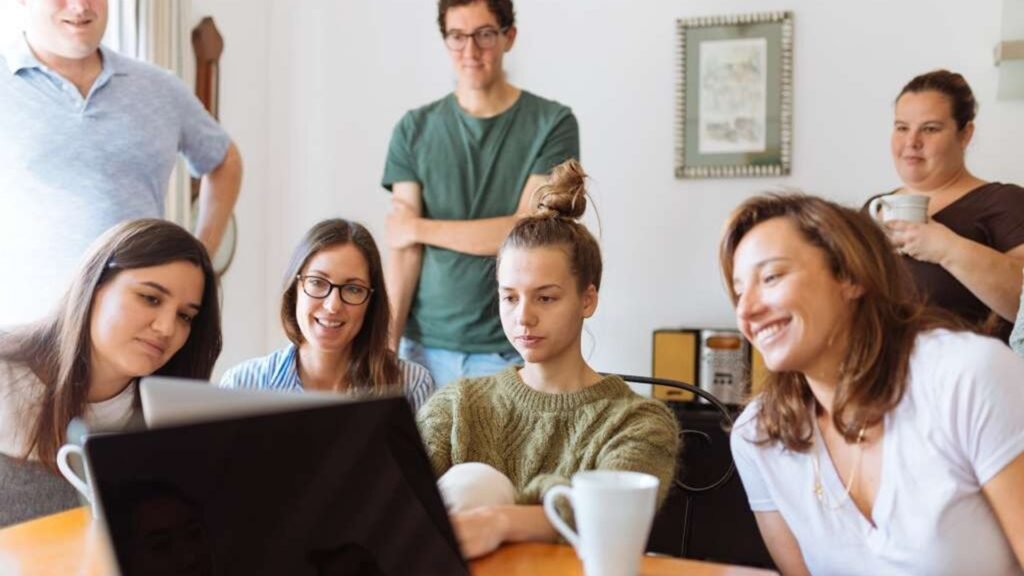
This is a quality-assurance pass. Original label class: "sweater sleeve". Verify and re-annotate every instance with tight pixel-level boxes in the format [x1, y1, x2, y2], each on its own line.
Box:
[415, 385, 456, 478]
[595, 400, 680, 505]
[520, 473, 572, 505]
[523, 472, 577, 544]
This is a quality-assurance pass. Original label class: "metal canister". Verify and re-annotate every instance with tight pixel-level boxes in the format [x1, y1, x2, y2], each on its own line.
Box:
[699, 330, 750, 405]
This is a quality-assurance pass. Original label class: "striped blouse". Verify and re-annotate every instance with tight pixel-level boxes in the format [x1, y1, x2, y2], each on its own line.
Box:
[219, 345, 435, 412]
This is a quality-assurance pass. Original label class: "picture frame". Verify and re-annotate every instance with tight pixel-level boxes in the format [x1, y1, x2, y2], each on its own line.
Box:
[675, 11, 793, 178]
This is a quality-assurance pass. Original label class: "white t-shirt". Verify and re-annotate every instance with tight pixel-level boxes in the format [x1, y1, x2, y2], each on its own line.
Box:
[0, 359, 137, 459]
[731, 330, 1024, 576]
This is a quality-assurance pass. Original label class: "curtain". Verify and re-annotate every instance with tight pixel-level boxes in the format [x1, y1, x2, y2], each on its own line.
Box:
[108, 0, 194, 227]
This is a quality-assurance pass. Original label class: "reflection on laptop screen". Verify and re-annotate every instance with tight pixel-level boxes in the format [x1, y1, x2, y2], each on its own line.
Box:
[86, 398, 468, 576]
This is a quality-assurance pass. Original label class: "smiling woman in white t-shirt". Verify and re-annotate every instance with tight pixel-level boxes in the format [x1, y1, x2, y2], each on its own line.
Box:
[720, 194, 1024, 575]
[0, 219, 222, 527]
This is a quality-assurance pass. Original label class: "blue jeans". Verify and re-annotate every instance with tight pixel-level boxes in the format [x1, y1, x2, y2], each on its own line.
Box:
[400, 338, 521, 388]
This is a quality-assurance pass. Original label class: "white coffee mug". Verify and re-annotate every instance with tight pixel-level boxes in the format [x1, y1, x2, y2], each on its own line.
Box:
[867, 194, 930, 224]
[57, 443, 100, 518]
[543, 471, 659, 576]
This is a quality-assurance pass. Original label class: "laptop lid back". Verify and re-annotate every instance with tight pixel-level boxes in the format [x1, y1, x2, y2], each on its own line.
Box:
[86, 397, 467, 576]
[139, 376, 350, 429]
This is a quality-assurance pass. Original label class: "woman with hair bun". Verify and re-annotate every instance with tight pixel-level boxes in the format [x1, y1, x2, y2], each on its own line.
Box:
[866, 69, 1024, 339]
[416, 159, 679, 559]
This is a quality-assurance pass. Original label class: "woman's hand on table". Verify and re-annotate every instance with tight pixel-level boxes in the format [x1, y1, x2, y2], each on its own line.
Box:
[450, 506, 511, 559]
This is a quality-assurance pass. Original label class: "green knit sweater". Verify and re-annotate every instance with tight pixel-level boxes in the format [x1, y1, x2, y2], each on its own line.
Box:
[416, 367, 680, 506]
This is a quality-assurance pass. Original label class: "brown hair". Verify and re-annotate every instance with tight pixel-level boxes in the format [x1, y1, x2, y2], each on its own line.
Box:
[0, 219, 222, 471]
[499, 159, 602, 293]
[280, 219, 401, 394]
[897, 69, 977, 131]
[719, 194, 962, 451]
[437, 0, 515, 35]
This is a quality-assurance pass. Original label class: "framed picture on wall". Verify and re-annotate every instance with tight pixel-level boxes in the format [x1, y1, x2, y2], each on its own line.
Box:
[675, 11, 793, 178]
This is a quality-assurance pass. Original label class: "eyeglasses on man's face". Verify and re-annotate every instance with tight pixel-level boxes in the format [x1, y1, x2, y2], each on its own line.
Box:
[297, 275, 373, 306]
[444, 26, 509, 51]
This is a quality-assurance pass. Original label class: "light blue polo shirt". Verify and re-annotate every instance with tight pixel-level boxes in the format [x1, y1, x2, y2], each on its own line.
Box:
[0, 35, 230, 326]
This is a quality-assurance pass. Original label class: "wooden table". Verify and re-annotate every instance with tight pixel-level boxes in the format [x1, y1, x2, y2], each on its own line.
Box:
[0, 508, 776, 576]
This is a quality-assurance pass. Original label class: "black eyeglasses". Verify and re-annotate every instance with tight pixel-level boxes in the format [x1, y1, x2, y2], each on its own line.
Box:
[297, 275, 373, 305]
[444, 26, 508, 51]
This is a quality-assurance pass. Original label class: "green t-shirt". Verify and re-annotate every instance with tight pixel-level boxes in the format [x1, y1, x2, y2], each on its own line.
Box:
[382, 91, 579, 352]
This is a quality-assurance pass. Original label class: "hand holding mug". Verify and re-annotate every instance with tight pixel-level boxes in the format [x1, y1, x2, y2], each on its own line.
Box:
[885, 219, 959, 264]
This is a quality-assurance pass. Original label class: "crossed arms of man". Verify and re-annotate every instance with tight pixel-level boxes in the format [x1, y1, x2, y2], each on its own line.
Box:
[383, 174, 547, 350]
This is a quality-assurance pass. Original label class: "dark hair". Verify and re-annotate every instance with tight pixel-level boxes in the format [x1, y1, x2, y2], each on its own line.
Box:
[719, 194, 962, 451]
[437, 0, 515, 35]
[280, 219, 401, 394]
[0, 219, 222, 471]
[498, 159, 602, 293]
[897, 69, 977, 131]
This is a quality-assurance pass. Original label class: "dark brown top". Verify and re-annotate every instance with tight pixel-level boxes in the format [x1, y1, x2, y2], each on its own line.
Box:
[865, 182, 1024, 339]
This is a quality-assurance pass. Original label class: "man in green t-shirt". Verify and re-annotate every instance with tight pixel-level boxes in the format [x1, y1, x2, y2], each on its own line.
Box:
[381, 0, 579, 387]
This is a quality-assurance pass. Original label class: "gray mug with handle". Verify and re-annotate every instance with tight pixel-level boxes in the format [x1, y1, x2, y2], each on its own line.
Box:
[867, 194, 930, 224]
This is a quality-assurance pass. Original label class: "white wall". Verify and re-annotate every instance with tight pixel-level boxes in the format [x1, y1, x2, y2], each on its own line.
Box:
[188, 0, 271, 378]
[194, 0, 1024, 378]
[0, 0, 19, 44]
[4, 0, 1019, 377]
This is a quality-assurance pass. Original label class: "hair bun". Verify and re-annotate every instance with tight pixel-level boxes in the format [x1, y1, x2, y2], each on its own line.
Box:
[535, 159, 587, 220]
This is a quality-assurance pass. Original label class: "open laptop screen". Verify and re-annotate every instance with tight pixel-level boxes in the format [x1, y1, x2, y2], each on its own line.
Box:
[86, 397, 467, 576]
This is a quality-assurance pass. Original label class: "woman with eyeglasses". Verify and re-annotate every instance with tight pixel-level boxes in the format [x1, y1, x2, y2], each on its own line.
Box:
[723, 194, 1024, 575]
[0, 219, 222, 527]
[220, 219, 434, 410]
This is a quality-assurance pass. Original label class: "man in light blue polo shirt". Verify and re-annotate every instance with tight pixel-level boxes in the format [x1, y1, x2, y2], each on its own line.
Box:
[0, 0, 242, 327]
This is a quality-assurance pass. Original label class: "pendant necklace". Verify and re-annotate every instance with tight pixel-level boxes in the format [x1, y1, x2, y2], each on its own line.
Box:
[812, 426, 866, 509]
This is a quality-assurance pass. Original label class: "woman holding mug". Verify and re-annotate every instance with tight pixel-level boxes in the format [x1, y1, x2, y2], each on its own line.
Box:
[866, 69, 1024, 339]
[724, 194, 1024, 574]
[220, 219, 434, 410]
[0, 219, 222, 527]
[416, 160, 679, 559]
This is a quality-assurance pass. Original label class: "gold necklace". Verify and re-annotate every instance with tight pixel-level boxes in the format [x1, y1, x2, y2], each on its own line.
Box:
[812, 426, 865, 510]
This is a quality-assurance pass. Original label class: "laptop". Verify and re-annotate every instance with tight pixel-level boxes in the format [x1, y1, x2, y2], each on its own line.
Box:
[84, 391, 468, 575]
[139, 376, 354, 429]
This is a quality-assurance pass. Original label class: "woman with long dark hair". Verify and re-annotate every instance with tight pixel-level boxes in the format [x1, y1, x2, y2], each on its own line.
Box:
[0, 219, 222, 526]
[220, 219, 433, 410]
